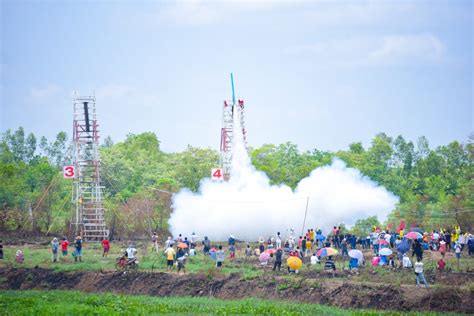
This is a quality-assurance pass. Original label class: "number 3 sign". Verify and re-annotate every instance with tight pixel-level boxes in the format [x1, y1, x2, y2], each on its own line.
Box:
[63, 165, 76, 179]
[211, 168, 223, 181]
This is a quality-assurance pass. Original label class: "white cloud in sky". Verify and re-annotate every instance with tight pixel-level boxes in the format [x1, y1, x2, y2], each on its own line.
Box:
[284, 33, 446, 66]
[30, 84, 61, 99]
[370, 33, 446, 63]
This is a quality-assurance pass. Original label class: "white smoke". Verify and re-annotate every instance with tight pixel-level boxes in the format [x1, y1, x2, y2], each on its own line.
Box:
[169, 106, 398, 241]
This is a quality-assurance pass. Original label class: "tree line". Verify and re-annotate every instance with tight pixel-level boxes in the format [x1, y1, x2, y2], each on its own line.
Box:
[1, 127, 472, 238]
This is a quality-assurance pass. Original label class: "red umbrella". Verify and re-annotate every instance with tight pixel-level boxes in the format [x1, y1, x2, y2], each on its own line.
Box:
[265, 249, 276, 255]
[177, 242, 188, 249]
[378, 239, 389, 246]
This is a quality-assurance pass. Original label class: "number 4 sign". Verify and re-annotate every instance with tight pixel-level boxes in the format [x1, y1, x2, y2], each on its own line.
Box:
[211, 168, 223, 181]
[63, 165, 76, 179]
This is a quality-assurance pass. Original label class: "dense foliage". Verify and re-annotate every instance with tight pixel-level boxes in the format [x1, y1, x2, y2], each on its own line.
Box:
[0, 127, 472, 237]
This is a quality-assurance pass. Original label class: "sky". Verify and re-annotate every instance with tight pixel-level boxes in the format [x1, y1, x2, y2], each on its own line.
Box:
[1, 0, 472, 153]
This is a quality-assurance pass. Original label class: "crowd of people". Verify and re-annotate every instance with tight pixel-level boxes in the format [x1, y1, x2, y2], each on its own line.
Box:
[3, 225, 473, 288]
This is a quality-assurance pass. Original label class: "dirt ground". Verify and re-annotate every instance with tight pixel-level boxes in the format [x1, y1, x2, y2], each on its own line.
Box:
[1, 267, 473, 313]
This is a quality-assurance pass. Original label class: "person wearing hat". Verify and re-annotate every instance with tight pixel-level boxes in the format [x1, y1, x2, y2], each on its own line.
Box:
[74, 236, 83, 262]
[51, 238, 59, 263]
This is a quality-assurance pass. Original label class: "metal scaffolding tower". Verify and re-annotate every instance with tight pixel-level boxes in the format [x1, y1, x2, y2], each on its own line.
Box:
[71, 95, 108, 241]
[220, 74, 247, 180]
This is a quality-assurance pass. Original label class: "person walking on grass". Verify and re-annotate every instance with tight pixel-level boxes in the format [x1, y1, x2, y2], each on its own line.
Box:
[176, 246, 186, 275]
[414, 259, 428, 288]
[164, 245, 176, 271]
[51, 238, 59, 263]
[216, 245, 225, 268]
[74, 236, 83, 262]
[102, 238, 110, 257]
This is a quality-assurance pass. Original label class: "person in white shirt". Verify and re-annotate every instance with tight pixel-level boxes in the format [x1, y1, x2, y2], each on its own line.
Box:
[165, 237, 174, 249]
[402, 253, 412, 268]
[126, 244, 137, 260]
[414, 260, 428, 288]
[190, 232, 198, 249]
[276, 232, 282, 249]
[310, 253, 320, 265]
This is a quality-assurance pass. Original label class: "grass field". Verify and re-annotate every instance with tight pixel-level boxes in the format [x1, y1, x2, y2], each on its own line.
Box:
[0, 290, 461, 316]
[1, 242, 472, 287]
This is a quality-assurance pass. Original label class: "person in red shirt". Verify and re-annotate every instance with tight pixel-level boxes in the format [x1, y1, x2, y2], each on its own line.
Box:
[437, 258, 446, 271]
[102, 238, 110, 257]
[61, 237, 69, 262]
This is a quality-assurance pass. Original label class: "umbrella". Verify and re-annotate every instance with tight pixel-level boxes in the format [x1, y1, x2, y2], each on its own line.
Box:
[287, 256, 303, 270]
[411, 227, 423, 234]
[348, 249, 363, 260]
[265, 249, 276, 255]
[406, 231, 423, 240]
[316, 247, 338, 257]
[177, 242, 188, 249]
[378, 239, 389, 246]
[379, 248, 393, 256]
[397, 241, 410, 254]
[259, 252, 270, 262]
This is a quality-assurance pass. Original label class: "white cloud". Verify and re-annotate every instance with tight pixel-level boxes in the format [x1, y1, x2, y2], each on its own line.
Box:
[30, 84, 60, 99]
[284, 33, 446, 66]
[370, 33, 446, 63]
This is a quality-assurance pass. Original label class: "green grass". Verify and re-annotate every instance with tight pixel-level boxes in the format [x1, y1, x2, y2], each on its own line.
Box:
[1, 243, 472, 289]
[0, 290, 455, 316]
[0, 243, 265, 277]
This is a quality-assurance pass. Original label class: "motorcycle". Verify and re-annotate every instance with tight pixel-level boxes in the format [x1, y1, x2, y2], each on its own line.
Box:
[115, 250, 138, 271]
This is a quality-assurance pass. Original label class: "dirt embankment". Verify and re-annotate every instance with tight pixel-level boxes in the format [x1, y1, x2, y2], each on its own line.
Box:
[1, 267, 473, 313]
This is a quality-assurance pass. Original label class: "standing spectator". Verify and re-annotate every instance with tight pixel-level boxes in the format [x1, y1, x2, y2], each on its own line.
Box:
[468, 234, 474, 256]
[341, 238, 348, 258]
[439, 240, 446, 257]
[445, 231, 452, 252]
[51, 238, 59, 263]
[458, 233, 466, 251]
[245, 244, 252, 257]
[190, 232, 198, 250]
[229, 244, 236, 259]
[164, 245, 175, 271]
[165, 237, 174, 249]
[203, 236, 211, 255]
[176, 247, 186, 275]
[273, 248, 283, 271]
[216, 245, 225, 268]
[0, 240, 3, 260]
[102, 238, 110, 257]
[454, 242, 462, 269]
[301, 237, 307, 256]
[276, 232, 282, 249]
[61, 237, 69, 261]
[74, 236, 83, 262]
[412, 239, 423, 262]
[151, 232, 159, 252]
[414, 259, 428, 288]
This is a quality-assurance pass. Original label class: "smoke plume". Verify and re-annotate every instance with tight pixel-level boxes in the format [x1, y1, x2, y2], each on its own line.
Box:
[169, 107, 398, 241]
